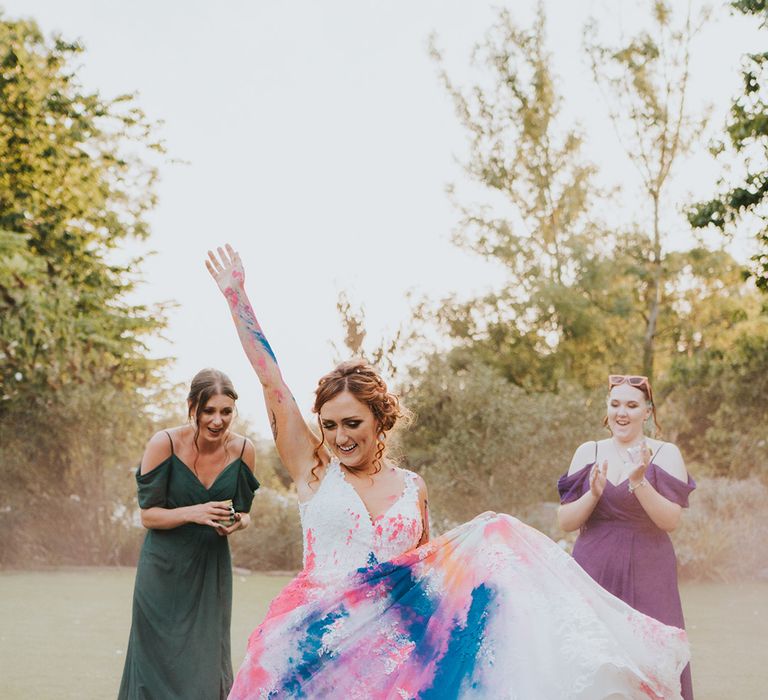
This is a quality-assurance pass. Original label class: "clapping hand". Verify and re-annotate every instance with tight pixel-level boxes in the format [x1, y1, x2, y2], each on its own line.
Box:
[590, 459, 608, 499]
[206, 244, 245, 295]
[627, 443, 651, 487]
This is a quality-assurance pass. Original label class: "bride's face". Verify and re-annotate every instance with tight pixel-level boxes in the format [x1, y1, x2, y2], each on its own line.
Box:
[319, 390, 379, 469]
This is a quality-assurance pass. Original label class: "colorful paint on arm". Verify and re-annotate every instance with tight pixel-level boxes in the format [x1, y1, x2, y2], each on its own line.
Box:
[224, 283, 283, 385]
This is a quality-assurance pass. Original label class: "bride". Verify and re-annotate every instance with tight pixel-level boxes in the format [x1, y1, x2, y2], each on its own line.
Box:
[206, 245, 689, 700]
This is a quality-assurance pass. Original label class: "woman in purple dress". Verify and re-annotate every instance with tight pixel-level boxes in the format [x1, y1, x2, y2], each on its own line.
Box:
[557, 374, 696, 700]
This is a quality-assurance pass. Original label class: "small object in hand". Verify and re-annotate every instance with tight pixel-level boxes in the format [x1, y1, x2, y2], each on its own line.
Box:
[217, 499, 236, 526]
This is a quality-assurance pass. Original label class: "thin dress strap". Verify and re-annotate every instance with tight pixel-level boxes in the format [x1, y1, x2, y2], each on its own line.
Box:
[651, 441, 665, 462]
[164, 431, 174, 454]
[239, 437, 247, 460]
[594, 441, 599, 463]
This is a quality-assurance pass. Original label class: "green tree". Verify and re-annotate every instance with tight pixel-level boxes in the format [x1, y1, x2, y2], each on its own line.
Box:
[0, 15, 167, 400]
[0, 15, 169, 565]
[584, 0, 710, 379]
[429, 4, 628, 391]
[664, 329, 768, 480]
[400, 354, 600, 526]
[688, 0, 768, 290]
[428, 3, 752, 395]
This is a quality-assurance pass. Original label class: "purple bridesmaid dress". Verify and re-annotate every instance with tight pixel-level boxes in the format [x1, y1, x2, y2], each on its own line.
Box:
[558, 442, 696, 700]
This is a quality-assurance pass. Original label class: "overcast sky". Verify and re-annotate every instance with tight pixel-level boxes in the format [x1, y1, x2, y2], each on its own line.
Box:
[4, 0, 762, 437]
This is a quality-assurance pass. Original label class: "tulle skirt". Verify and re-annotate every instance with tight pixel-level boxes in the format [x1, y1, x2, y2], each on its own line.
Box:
[230, 513, 689, 699]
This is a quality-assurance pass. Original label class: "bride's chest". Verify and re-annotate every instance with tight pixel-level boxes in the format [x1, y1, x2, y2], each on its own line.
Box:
[301, 467, 422, 554]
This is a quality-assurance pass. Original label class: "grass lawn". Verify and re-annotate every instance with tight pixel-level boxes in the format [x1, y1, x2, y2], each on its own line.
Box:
[0, 568, 765, 699]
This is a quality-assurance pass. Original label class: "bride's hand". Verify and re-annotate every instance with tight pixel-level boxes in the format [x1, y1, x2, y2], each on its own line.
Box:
[206, 244, 245, 294]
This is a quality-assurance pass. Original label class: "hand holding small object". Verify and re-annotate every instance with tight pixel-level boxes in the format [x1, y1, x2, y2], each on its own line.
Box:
[216, 512, 249, 537]
[187, 501, 234, 529]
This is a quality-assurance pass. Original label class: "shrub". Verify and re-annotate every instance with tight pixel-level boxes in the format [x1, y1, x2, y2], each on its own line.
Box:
[230, 487, 303, 572]
[0, 384, 153, 567]
[673, 476, 768, 581]
[399, 355, 602, 526]
[664, 332, 768, 480]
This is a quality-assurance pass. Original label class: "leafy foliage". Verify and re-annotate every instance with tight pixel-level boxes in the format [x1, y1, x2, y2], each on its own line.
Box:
[585, 0, 710, 377]
[688, 1, 768, 289]
[399, 355, 601, 527]
[0, 15, 169, 566]
[663, 330, 768, 479]
[427, 4, 754, 395]
[230, 488, 303, 571]
[0, 15, 168, 399]
[0, 383, 155, 565]
[428, 6, 625, 391]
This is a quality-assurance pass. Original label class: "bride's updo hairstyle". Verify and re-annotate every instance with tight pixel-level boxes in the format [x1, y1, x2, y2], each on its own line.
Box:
[312, 359, 410, 479]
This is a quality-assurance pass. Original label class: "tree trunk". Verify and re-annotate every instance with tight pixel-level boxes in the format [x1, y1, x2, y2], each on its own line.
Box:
[643, 193, 662, 381]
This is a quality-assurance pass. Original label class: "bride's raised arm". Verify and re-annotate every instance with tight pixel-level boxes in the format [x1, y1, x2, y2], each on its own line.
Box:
[206, 244, 322, 484]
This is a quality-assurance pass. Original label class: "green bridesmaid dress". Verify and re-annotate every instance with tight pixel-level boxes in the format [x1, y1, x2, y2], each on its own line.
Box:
[118, 433, 260, 700]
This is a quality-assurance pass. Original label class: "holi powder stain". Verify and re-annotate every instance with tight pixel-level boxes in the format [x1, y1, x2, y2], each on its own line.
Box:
[253, 329, 277, 362]
[277, 607, 349, 697]
[419, 583, 495, 700]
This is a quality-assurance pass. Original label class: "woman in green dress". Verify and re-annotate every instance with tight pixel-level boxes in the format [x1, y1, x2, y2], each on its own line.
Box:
[119, 368, 260, 700]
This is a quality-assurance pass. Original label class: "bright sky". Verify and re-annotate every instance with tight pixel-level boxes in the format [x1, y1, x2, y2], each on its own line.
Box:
[5, 0, 762, 437]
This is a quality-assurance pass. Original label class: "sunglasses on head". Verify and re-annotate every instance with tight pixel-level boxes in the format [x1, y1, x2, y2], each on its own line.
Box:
[608, 374, 653, 399]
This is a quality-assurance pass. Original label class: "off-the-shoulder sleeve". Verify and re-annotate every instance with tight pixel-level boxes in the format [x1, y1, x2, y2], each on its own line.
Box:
[652, 467, 696, 508]
[233, 464, 260, 513]
[136, 459, 171, 509]
[557, 465, 591, 505]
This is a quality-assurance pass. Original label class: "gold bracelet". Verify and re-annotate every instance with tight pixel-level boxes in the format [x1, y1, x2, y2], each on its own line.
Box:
[628, 478, 647, 494]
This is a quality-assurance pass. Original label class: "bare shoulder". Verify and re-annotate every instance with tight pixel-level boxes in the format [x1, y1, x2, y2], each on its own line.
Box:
[140, 429, 176, 475]
[568, 441, 599, 475]
[402, 468, 428, 497]
[230, 434, 256, 472]
[412, 471, 428, 492]
[651, 440, 687, 482]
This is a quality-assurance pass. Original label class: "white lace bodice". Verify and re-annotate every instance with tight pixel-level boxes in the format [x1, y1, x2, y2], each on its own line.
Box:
[298, 459, 423, 580]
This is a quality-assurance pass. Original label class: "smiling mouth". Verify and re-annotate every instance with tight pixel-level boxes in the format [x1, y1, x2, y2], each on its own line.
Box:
[208, 426, 224, 435]
[337, 443, 357, 453]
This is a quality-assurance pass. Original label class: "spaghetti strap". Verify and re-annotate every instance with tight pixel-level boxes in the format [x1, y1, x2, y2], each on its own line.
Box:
[164, 431, 174, 454]
[651, 441, 665, 462]
[594, 441, 599, 463]
[239, 437, 247, 459]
